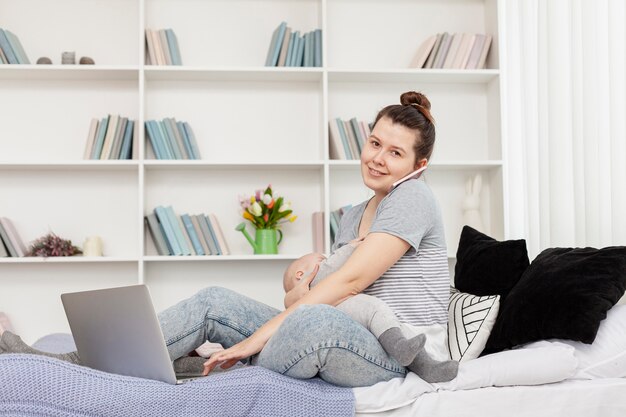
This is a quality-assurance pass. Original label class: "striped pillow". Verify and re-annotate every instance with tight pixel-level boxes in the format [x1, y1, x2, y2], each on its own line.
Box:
[448, 287, 500, 362]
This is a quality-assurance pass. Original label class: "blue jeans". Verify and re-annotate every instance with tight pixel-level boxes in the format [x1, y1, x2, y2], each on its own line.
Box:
[158, 286, 406, 387]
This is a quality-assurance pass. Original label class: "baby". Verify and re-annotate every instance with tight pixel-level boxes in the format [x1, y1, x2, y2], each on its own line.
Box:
[283, 239, 458, 383]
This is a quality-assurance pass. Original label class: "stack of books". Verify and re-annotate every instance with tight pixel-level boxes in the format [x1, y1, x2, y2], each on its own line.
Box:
[330, 205, 352, 246]
[0, 28, 30, 64]
[410, 33, 493, 70]
[83, 115, 138, 160]
[146, 206, 230, 256]
[328, 117, 374, 160]
[0, 217, 27, 257]
[145, 118, 201, 160]
[265, 22, 321, 67]
[145, 28, 182, 65]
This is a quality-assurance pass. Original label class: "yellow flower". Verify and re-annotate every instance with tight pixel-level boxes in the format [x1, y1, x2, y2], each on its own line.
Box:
[289, 215, 297, 223]
[243, 211, 255, 221]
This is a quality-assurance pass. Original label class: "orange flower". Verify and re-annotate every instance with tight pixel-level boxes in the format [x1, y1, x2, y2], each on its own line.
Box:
[243, 211, 255, 221]
[263, 213, 269, 222]
[267, 199, 275, 209]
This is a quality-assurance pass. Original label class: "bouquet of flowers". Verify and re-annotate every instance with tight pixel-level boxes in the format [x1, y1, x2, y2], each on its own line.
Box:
[238, 184, 297, 229]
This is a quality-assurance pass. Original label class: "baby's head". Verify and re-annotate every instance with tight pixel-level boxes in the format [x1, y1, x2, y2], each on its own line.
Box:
[283, 252, 326, 292]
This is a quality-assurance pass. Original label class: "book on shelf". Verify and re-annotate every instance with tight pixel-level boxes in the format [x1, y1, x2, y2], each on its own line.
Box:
[190, 215, 211, 255]
[329, 205, 352, 246]
[208, 213, 230, 255]
[197, 214, 219, 255]
[84, 115, 136, 160]
[312, 211, 324, 254]
[145, 213, 171, 256]
[0, 217, 27, 257]
[328, 117, 372, 160]
[265, 22, 322, 67]
[0, 28, 29, 65]
[411, 32, 493, 69]
[145, 118, 201, 160]
[145, 28, 182, 66]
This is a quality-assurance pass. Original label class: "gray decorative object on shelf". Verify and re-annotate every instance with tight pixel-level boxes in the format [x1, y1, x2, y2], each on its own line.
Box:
[36, 57, 52, 64]
[79, 56, 95, 65]
[61, 51, 75, 65]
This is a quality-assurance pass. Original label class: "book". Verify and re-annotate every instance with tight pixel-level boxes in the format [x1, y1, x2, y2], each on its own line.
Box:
[155, 120, 175, 159]
[151, 29, 166, 65]
[314, 29, 322, 67]
[162, 118, 184, 159]
[182, 122, 201, 159]
[433, 32, 451, 69]
[199, 215, 220, 255]
[465, 34, 485, 69]
[459, 34, 476, 69]
[5, 30, 29, 64]
[145, 213, 170, 255]
[109, 117, 128, 159]
[302, 32, 310, 67]
[166, 118, 188, 159]
[132, 120, 139, 159]
[177, 214, 195, 255]
[295, 32, 305, 67]
[335, 118, 353, 159]
[119, 119, 134, 160]
[145, 29, 157, 65]
[0, 232, 8, 257]
[91, 116, 110, 159]
[328, 119, 347, 160]
[277, 26, 291, 67]
[83, 118, 99, 160]
[165, 28, 182, 65]
[0, 217, 27, 257]
[284, 31, 296, 67]
[190, 215, 211, 255]
[349, 118, 364, 154]
[0, 46, 7, 64]
[165, 206, 191, 255]
[312, 211, 324, 253]
[409, 34, 437, 68]
[443, 33, 462, 69]
[208, 214, 230, 255]
[154, 206, 182, 256]
[158, 29, 172, 65]
[0, 222, 17, 257]
[343, 120, 360, 159]
[145, 121, 162, 159]
[476, 34, 493, 69]
[99, 114, 119, 160]
[182, 214, 204, 256]
[0, 29, 19, 64]
[424, 33, 443, 69]
[266, 21, 287, 67]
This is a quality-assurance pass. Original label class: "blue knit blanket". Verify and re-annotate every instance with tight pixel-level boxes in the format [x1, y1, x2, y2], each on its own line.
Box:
[0, 354, 354, 417]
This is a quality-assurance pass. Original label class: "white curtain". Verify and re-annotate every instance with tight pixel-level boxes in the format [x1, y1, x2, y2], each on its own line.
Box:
[505, 0, 626, 258]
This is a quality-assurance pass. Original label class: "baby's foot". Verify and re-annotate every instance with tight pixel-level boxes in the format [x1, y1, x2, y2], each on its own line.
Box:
[0, 331, 81, 364]
[378, 327, 426, 366]
[407, 351, 459, 383]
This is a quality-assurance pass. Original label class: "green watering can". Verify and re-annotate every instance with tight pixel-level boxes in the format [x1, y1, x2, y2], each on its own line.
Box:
[235, 222, 283, 254]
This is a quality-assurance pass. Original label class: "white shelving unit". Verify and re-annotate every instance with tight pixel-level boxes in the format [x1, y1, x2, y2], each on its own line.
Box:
[0, 0, 507, 343]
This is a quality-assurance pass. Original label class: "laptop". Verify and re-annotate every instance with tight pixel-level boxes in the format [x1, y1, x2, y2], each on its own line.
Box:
[61, 284, 204, 385]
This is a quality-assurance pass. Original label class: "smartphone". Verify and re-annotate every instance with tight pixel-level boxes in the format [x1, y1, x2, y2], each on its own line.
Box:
[389, 165, 427, 191]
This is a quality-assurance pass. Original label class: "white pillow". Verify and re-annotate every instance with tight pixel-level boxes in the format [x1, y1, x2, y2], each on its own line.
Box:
[447, 287, 500, 362]
[524, 305, 626, 379]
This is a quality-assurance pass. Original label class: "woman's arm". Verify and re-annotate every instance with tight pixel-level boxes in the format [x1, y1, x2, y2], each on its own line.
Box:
[202, 232, 410, 374]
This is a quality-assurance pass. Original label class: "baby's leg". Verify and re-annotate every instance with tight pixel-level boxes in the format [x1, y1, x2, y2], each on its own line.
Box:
[336, 294, 457, 383]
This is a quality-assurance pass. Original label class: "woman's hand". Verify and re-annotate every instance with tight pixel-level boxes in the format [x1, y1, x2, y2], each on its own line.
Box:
[202, 334, 265, 375]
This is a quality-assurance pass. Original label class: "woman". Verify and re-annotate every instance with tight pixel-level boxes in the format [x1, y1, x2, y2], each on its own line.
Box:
[0, 91, 453, 388]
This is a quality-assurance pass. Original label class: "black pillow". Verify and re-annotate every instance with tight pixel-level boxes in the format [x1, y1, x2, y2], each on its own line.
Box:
[484, 246, 626, 354]
[454, 226, 530, 301]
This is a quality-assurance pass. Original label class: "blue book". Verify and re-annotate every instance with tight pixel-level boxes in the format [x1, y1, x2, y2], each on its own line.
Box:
[165, 29, 182, 65]
[266, 22, 287, 67]
[119, 120, 134, 159]
[155, 121, 174, 159]
[176, 121, 195, 160]
[201, 215, 222, 255]
[285, 32, 296, 67]
[165, 206, 191, 255]
[349, 118, 363, 154]
[309, 31, 316, 67]
[314, 29, 322, 67]
[182, 122, 201, 160]
[295, 33, 305, 67]
[0, 29, 19, 64]
[162, 118, 183, 159]
[181, 214, 205, 256]
[288, 31, 299, 67]
[195, 214, 216, 255]
[145, 121, 163, 159]
[335, 118, 353, 159]
[302, 32, 310, 67]
[154, 206, 182, 256]
[5, 30, 29, 64]
[91, 116, 110, 159]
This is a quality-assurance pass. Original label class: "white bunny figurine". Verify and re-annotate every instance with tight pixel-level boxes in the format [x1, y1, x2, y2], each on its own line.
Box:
[462, 173, 485, 233]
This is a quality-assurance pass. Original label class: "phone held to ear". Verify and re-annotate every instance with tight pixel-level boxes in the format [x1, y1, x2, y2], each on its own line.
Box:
[389, 165, 427, 191]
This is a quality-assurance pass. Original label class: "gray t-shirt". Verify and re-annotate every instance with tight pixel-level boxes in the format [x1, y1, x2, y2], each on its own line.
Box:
[331, 178, 450, 326]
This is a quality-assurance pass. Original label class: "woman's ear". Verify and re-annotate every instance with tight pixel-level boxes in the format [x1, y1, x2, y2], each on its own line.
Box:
[415, 158, 428, 170]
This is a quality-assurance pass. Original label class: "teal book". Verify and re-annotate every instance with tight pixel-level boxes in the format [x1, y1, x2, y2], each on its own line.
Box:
[165, 206, 191, 255]
[161, 119, 183, 159]
[176, 121, 195, 160]
[119, 119, 134, 160]
[145, 121, 163, 159]
[181, 214, 205, 256]
[349, 117, 363, 154]
[266, 21, 287, 67]
[165, 29, 182, 65]
[287, 31, 299, 67]
[145, 213, 170, 256]
[295, 33, 305, 67]
[314, 29, 322, 67]
[196, 214, 222, 255]
[183, 122, 202, 160]
[0, 29, 19, 64]
[335, 118, 353, 159]
[5, 30, 29, 64]
[285, 31, 295, 68]
[154, 206, 182, 255]
[155, 120, 175, 159]
[309, 31, 316, 67]
[91, 116, 110, 159]
[200, 214, 221, 255]
[303, 32, 310, 67]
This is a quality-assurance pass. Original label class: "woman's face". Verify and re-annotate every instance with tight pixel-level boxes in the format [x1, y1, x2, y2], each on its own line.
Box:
[360, 116, 426, 196]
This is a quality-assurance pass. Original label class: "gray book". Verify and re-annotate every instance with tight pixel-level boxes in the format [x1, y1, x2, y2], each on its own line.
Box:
[198, 214, 220, 255]
[433, 32, 451, 68]
[425, 33, 443, 69]
[109, 117, 128, 160]
[0, 222, 17, 257]
[145, 214, 170, 256]
[165, 118, 189, 159]
[190, 215, 211, 255]
[0, 233, 8, 257]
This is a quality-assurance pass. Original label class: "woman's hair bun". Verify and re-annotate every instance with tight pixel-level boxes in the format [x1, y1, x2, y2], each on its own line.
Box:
[400, 91, 431, 110]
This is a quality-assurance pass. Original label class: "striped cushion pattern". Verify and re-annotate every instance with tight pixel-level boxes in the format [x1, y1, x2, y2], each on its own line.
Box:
[447, 287, 500, 362]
